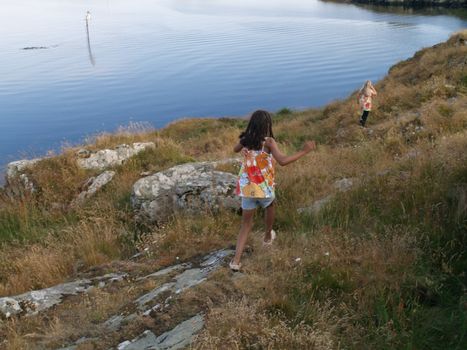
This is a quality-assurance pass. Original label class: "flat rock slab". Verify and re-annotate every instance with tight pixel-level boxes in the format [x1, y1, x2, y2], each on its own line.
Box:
[0, 273, 127, 318]
[298, 178, 356, 215]
[77, 142, 155, 170]
[104, 249, 233, 331]
[72, 170, 116, 205]
[131, 162, 240, 223]
[136, 263, 191, 282]
[117, 314, 204, 350]
[136, 250, 233, 312]
[59, 249, 231, 349]
[297, 195, 333, 216]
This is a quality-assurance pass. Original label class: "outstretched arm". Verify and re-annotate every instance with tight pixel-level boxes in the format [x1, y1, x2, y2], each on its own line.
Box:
[267, 138, 316, 166]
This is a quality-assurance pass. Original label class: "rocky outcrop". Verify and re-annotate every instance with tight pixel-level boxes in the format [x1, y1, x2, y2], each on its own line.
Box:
[131, 162, 240, 223]
[117, 314, 204, 350]
[104, 249, 232, 331]
[6, 158, 42, 180]
[18, 173, 36, 193]
[298, 178, 356, 215]
[0, 273, 127, 318]
[57, 249, 233, 350]
[71, 170, 115, 206]
[3, 159, 42, 197]
[77, 142, 155, 170]
[298, 195, 334, 215]
[110, 250, 232, 348]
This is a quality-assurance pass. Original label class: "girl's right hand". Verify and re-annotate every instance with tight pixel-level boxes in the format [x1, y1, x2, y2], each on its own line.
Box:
[302, 141, 316, 153]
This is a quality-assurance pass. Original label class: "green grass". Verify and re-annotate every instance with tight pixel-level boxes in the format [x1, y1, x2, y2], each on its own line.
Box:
[0, 202, 78, 242]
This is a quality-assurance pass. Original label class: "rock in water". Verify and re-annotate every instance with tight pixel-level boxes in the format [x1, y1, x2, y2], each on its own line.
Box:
[131, 162, 240, 223]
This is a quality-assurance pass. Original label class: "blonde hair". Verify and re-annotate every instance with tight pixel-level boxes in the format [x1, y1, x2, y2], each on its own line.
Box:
[359, 80, 373, 96]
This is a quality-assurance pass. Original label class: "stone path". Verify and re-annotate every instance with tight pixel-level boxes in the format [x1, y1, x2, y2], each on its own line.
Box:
[0, 273, 127, 318]
[52, 248, 233, 350]
[117, 314, 204, 350]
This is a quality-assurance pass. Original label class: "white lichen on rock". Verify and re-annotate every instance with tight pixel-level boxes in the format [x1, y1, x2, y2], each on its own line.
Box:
[131, 161, 240, 223]
[77, 142, 155, 170]
[6, 158, 42, 179]
[0, 273, 127, 318]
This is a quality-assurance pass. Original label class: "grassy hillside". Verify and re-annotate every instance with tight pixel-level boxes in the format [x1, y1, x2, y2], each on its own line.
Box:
[0, 31, 466, 349]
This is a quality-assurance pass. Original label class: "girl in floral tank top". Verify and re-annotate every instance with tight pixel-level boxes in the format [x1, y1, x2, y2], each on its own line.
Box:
[358, 80, 377, 127]
[236, 142, 275, 199]
[230, 110, 317, 271]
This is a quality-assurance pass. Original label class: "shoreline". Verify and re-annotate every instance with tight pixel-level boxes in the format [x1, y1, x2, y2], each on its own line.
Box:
[323, 0, 467, 8]
[1, 23, 465, 185]
[2, 2, 466, 175]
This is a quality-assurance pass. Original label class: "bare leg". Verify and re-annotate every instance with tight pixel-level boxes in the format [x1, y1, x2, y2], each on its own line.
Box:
[263, 202, 275, 242]
[232, 209, 255, 265]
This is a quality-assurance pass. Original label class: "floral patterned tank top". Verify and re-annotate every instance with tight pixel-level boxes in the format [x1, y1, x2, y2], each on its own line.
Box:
[236, 141, 275, 198]
[359, 93, 373, 111]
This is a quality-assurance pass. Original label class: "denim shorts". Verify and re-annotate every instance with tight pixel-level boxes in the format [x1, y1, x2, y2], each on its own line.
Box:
[241, 196, 275, 210]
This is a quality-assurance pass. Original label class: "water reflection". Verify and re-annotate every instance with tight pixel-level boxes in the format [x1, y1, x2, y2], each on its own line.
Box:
[85, 13, 96, 66]
[386, 21, 416, 29]
[0, 0, 466, 174]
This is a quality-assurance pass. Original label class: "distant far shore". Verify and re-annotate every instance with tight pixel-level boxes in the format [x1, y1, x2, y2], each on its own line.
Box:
[323, 0, 467, 8]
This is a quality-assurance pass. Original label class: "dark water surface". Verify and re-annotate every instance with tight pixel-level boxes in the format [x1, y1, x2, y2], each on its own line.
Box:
[1, 0, 466, 171]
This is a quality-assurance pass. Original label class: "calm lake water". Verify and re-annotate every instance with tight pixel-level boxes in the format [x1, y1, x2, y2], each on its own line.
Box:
[1, 0, 466, 172]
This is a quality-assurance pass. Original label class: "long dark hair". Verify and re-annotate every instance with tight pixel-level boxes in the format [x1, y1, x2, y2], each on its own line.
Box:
[239, 110, 274, 150]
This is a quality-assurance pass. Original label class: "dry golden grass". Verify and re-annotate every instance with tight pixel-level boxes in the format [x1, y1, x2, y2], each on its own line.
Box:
[0, 283, 149, 349]
[193, 298, 335, 350]
[0, 213, 125, 296]
[137, 211, 240, 266]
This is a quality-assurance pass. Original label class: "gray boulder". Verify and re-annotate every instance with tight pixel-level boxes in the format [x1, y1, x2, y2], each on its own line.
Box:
[131, 162, 240, 223]
[19, 173, 36, 193]
[77, 142, 155, 170]
[6, 158, 42, 180]
[3, 159, 41, 197]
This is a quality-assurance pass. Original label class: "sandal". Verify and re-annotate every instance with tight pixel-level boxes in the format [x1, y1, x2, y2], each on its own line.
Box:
[263, 229, 276, 246]
[229, 260, 242, 272]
